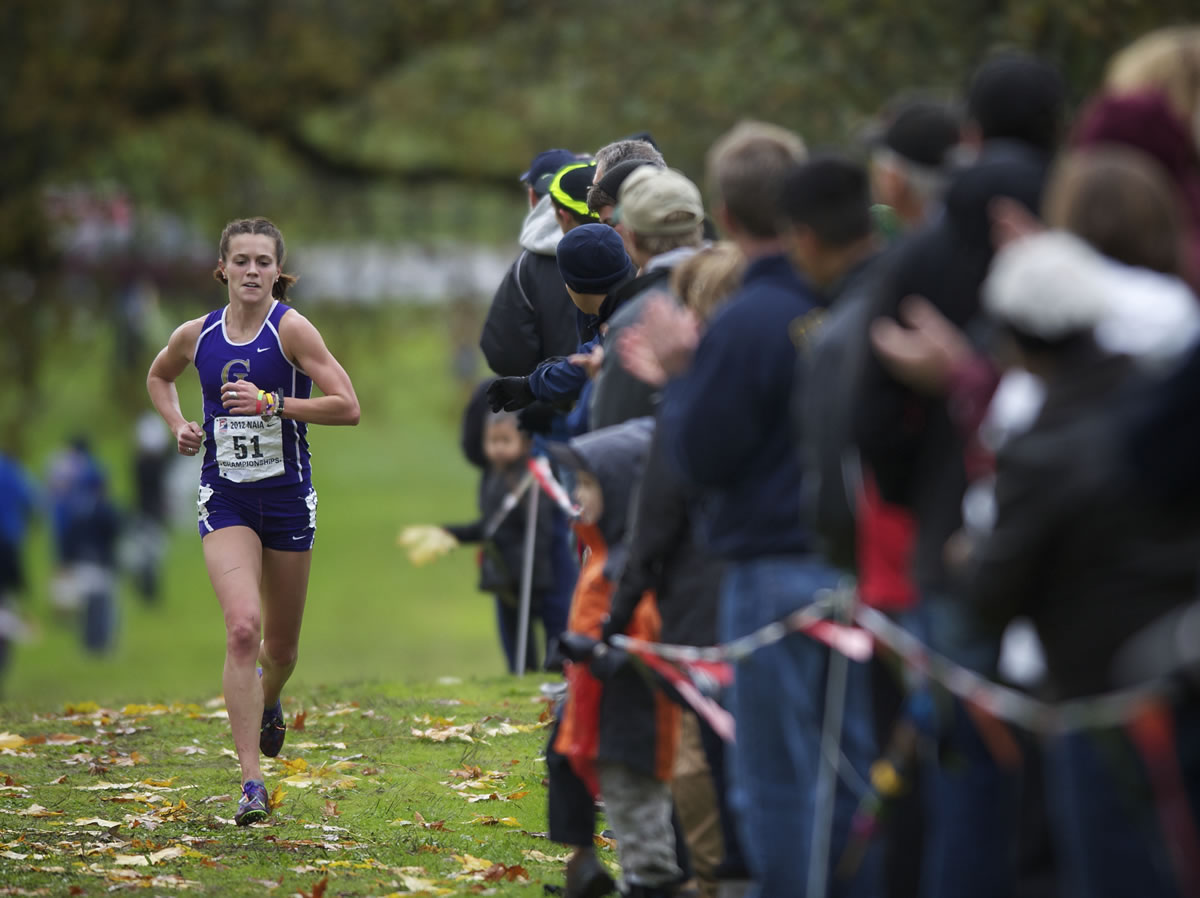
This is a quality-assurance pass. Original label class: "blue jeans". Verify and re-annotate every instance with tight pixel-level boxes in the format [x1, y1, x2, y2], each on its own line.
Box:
[720, 556, 881, 898]
[1045, 701, 1200, 898]
[918, 593, 1019, 898]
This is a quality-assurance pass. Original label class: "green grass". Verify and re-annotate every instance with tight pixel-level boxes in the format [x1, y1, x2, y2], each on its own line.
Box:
[5, 302, 532, 707]
[0, 677, 602, 896]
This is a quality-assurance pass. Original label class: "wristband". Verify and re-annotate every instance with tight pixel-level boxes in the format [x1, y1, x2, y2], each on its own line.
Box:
[265, 392, 276, 418]
[255, 390, 265, 415]
[276, 393, 286, 417]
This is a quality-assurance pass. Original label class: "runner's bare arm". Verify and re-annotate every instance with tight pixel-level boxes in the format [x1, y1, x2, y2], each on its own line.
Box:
[276, 311, 361, 426]
[147, 318, 206, 454]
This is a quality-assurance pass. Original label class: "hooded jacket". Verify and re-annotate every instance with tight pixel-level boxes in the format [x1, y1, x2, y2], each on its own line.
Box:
[480, 196, 580, 377]
[551, 419, 679, 789]
[851, 141, 1050, 594]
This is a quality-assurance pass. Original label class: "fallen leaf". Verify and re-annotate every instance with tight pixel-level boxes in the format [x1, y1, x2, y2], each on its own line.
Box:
[248, 879, 281, 891]
[149, 845, 184, 864]
[292, 710, 307, 732]
[15, 804, 63, 817]
[483, 862, 529, 883]
[594, 834, 617, 850]
[452, 853, 496, 873]
[74, 817, 122, 829]
[46, 733, 90, 745]
[0, 733, 27, 750]
[49, 775, 67, 785]
[464, 792, 502, 803]
[62, 701, 100, 715]
[114, 853, 150, 866]
[269, 784, 287, 811]
[469, 815, 520, 827]
[120, 703, 169, 716]
[280, 757, 308, 776]
[173, 746, 207, 756]
[322, 800, 340, 818]
[396, 872, 453, 894]
[522, 849, 571, 864]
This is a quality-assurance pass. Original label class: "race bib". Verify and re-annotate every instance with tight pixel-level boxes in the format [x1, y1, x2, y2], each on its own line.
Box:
[214, 416, 285, 482]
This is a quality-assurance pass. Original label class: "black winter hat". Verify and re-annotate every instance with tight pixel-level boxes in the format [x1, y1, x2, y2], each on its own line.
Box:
[556, 223, 634, 294]
[881, 100, 961, 169]
[968, 53, 1065, 153]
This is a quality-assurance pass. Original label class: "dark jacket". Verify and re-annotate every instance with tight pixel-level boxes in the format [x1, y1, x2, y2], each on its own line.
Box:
[480, 198, 579, 377]
[661, 253, 821, 560]
[1128, 339, 1200, 502]
[796, 251, 887, 572]
[966, 346, 1200, 699]
[851, 141, 1050, 593]
[443, 462, 556, 603]
[608, 421, 723, 647]
[527, 273, 637, 404]
[590, 248, 701, 430]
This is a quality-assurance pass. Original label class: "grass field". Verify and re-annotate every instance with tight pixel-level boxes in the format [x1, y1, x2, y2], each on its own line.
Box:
[4, 301, 529, 709]
[0, 677, 597, 896]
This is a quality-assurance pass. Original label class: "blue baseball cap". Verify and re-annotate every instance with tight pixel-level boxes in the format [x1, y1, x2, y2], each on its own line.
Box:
[520, 149, 579, 193]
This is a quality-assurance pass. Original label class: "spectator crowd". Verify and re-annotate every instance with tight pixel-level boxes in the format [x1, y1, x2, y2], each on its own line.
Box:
[427, 23, 1200, 898]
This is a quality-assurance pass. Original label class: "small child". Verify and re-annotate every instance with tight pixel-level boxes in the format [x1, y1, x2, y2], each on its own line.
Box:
[486, 223, 635, 425]
[402, 404, 560, 673]
[546, 419, 685, 898]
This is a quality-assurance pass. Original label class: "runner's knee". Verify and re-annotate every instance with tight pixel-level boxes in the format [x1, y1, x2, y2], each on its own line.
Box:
[262, 641, 298, 670]
[226, 616, 261, 659]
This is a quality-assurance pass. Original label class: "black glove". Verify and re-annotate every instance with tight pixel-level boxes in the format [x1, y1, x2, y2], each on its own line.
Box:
[486, 377, 536, 412]
[517, 401, 558, 435]
[557, 631, 599, 663]
[589, 643, 630, 680]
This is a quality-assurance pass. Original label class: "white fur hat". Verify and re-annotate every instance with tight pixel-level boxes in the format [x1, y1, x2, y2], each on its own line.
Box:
[983, 231, 1112, 340]
[984, 229, 1200, 366]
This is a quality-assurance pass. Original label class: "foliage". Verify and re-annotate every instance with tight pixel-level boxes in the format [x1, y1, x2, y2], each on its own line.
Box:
[1, 0, 1195, 446]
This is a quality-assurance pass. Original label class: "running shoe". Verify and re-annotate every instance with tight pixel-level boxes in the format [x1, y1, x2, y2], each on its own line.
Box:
[260, 700, 286, 757]
[234, 779, 269, 826]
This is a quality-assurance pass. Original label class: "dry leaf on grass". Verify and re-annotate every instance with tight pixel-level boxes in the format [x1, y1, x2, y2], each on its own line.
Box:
[451, 853, 495, 873]
[468, 815, 520, 827]
[15, 805, 62, 817]
[482, 862, 529, 883]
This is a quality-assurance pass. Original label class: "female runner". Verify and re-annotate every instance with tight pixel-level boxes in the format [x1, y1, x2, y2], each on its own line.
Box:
[147, 218, 360, 824]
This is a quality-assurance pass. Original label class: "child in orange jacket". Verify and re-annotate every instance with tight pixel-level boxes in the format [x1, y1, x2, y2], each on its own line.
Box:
[546, 419, 683, 898]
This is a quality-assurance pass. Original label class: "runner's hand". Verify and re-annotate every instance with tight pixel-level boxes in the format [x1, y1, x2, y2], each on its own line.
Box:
[175, 421, 204, 456]
[221, 380, 262, 414]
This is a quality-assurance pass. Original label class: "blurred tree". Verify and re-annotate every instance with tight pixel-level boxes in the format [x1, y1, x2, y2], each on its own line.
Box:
[0, 0, 1194, 449]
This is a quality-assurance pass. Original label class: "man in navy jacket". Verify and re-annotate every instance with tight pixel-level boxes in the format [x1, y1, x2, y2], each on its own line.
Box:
[650, 122, 881, 898]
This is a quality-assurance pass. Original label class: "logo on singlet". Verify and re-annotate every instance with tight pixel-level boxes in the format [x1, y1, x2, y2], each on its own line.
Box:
[221, 359, 251, 383]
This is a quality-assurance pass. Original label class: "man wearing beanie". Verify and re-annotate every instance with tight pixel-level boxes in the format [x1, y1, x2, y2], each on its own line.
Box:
[590, 166, 708, 430]
[487, 224, 635, 420]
